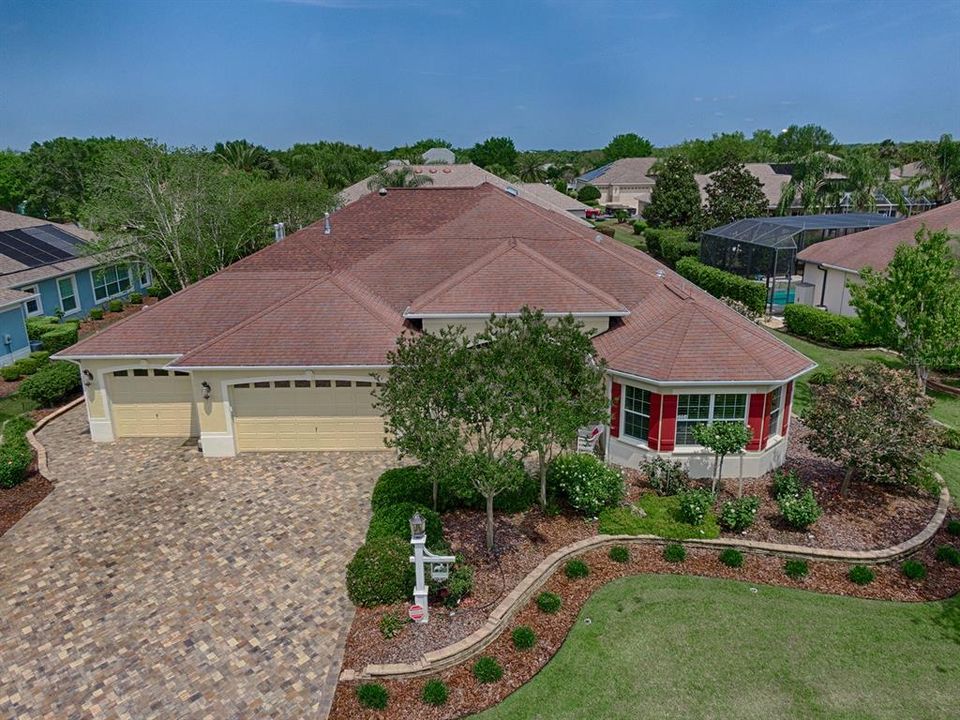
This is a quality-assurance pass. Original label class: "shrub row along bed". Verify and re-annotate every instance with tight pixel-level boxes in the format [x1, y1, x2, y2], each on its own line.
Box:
[0, 415, 36, 489]
[782, 304, 868, 348]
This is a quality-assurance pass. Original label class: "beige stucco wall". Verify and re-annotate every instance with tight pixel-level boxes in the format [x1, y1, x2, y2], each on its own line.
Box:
[800, 263, 860, 317]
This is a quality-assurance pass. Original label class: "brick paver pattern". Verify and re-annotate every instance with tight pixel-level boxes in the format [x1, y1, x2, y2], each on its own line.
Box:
[0, 407, 396, 719]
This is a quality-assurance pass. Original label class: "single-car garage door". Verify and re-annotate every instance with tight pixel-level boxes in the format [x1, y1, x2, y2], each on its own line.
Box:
[108, 369, 198, 437]
[232, 379, 385, 452]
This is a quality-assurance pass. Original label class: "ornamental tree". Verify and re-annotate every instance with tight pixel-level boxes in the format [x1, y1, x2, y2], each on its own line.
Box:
[849, 228, 960, 391]
[644, 156, 701, 228]
[469, 136, 518, 173]
[691, 422, 752, 495]
[803, 364, 940, 496]
[576, 184, 601, 203]
[702, 163, 768, 228]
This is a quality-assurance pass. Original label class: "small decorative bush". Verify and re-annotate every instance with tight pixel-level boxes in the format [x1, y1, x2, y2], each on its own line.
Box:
[536, 591, 562, 614]
[643, 456, 689, 496]
[378, 612, 406, 639]
[511, 625, 536, 650]
[147, 285, 161, 297]
[577, 184, 601, 203]
[0, 440, 32, 488]
[472, 656, 503, 684]
[632, 219, 647, 235]
[784, 559, 809, 580]
[719, 548, 744, 568]
[30, 350, 50, 363]
[89, 308, 104, 320]
[772, 468, 803, 500]
[778, 489, 822, 530]
[108, 299, 124, 313]
[356, 683, 388, 710]
[547, 453, 625, 516]
[934, 545, 960, 567]
[13, 357, 40, 376]
[370, 466, 434, 511]
[947, 519, 960, 537]
[901, 559, 927, 580]
[1, 366, 21, 382]
[663, 543, 686, 563]
[564, 559, 589, 579]
[677, 488, 714, 525]
[719, 496, 760, 532]
[366, 502, 444, 546]
[128, 292, 143, 304]
[26, 317, 59, 342]
[608, 545, 630, 563]
[19, 361, 82, 407]
[345, 536, 415, 607]
[39, 324, 78, 354]
[421, 679, 448, 706]
[443, 563, 475, 608]
[848, 565, 875, 585]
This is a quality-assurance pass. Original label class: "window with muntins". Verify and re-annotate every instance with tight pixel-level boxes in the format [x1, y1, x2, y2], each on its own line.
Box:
[623, 385, 651, 442]
[676, 393, 747, 446]
[57, 276, 78, 314]
[93, 264, 131, 302]
[22, 285, 41, 316]
[769, 386, 783, 437]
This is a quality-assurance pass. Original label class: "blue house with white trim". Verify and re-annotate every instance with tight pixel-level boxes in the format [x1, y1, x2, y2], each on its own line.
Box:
[0, 210, 152, 366]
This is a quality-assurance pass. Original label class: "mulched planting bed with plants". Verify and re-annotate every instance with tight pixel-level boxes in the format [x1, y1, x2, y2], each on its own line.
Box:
[78, 296, 158, 339]
[0, 463, 50, 536]
[330, 520, 960, 720]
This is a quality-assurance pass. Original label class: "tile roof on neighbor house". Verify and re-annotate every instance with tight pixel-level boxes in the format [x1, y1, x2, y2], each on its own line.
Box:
[796, 201, 960, 273]
[575, 157, 659, 187]
[60, 184, 813, 384]
[338, 163, 591, 223]
[0, 210, 106, 288]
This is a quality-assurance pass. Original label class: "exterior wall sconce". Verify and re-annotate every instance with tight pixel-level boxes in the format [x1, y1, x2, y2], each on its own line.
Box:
[200, 381, 211, 399]
[82, 369, 93, 386]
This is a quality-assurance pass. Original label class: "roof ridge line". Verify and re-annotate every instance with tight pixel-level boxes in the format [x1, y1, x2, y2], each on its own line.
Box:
[698, 301, 783, 378]
[407, 240, 516, 310]
[329, 271, 406, 331]
[507, 242, 628, 310]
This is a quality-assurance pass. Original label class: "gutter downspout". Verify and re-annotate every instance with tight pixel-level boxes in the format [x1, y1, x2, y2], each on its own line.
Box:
[819, 265, 829, 306]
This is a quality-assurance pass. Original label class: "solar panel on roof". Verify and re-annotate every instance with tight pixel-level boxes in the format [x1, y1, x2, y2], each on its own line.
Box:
[0, 226, 80, 269]
[21, 224, 84, 251]
[3, 229, 72, 261]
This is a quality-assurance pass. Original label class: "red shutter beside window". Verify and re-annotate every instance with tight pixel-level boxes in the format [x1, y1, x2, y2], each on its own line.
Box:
[746, 393, 767, 451]
[647, 393, 663, 450]
[781, 381, 793, 437]
[610, 382, 622, 438]
[659, 395, 678, 452]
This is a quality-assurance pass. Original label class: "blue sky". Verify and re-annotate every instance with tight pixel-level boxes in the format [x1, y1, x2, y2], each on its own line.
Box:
[1, 0, 957, 151]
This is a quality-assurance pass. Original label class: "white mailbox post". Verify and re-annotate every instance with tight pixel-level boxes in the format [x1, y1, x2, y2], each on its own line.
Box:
[409, 512, 456, 624]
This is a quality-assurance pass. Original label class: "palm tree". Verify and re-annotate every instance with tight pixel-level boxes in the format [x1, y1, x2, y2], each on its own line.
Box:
[909, 134, 960, 204]
[777, 152, 841, 214]
[837, 149, 906, 214]
[366, 166, 434, 191]
[213, 140, 277, 176]
[516, 153, 547, 182]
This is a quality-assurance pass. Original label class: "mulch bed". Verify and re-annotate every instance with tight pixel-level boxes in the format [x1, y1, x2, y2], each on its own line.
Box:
[78, 296, 158, 339]
[0, 377, 24, 398]
[0, 460, 51, 537]
[330, 519, 960, 720]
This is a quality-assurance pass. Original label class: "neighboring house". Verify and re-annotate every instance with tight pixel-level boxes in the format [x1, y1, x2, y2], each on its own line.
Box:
[0, 210, 153, 365]
[339, 163, 592, 223]
[58, 184, 814, 479]
[574, 157, 658, 214]
[795, 200, 960, 316]
[421, 147, 456, 164]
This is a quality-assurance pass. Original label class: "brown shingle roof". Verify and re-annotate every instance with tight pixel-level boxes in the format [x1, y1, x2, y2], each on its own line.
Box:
[796, 201, 960, 272]
[60, 184, 812, 383]
[576, 158, 659, 187]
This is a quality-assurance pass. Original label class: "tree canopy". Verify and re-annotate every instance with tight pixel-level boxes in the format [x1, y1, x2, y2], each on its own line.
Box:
[702, 163, 767, 228]
[644, 156, 701, 228]
[603, 134, 654, 163]
[469, 136, 518, 172]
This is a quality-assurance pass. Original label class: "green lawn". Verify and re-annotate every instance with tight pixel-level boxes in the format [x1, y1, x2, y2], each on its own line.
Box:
[473, 574, 960, 720]
[0, 394, 37, 425]
[933, 450, 960, 510]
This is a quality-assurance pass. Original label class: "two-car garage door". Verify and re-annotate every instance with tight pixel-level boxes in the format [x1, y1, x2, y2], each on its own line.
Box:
[232, 379, 385, 452]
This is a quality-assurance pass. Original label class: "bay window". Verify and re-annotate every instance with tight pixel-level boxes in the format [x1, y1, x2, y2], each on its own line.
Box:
[623, 385, 650, 442]
[676, 393, 747, 446]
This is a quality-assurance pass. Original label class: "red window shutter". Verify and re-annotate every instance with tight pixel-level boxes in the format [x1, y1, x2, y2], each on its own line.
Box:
[658, 395, 678, 452]
[746, 393, 767, 451]
[781, 381, 793, 437]
[610, 382, 622, 438]
[647, 393, 663, 450]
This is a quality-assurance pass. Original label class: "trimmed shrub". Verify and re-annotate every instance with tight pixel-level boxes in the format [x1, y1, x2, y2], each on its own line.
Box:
[13, 357, 40, 376]
[378, 612, 406, 639]
[421, 679, 448, 706]
[597, 226, 616, 238]
[128, 292, 143, 304]
[643, 456, 689, 496]
[443, 563, 475, 608]
[660, 236, 700, 267]
[901, 559, 927, 580]
[778, 488, 822, 530]
[848, 565, 875, 585]
[89, 308, 104, 320]
[718, 548, 744, 568]
[366, 502, 444, 546]
[472, 656, 503, 684]
[356, 683, 388, 710]
[677, 488, 714, 526]
[1, 366, 21, 382]
[512, 625, 536, 650]
[39, 324, 79, 354]
[0, 439, 32, 488]
[536, 591, 562, 614]
[935, 545, 960, 567]
[18, 361, 81, 407]
[608, 545, 630, 563]
[577, 184, 601, 203]
[644, 228, 663, 258]
[663, 543, 686, 563]
[25, 317, 59, 341]
[784, 559, 809, 580]
[547, 453, 624, 516]
[370, 466, 434, 511]
[772, 468, 803, 500]
[564, 559, 589, 579]
[107, 299, 124, 313]
[632, 219, 647, 235]
[783, 304, 866, 349]
[345, 536, 415, 607]
[30, 350, 50, 364]
[947, 519, 960, 537]
[675, 256, 767, 315]
[147, 285, 161, 297]
[719, 496, 760, 532]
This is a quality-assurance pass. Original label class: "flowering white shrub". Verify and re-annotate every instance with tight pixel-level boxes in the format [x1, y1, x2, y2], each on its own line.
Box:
[547, 453, 625, 516]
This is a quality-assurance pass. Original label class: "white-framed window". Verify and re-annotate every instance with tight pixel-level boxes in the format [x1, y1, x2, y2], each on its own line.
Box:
[21, 285, 42, 316]
[56, 275, 79, 315]
[137, 263, 152, 288]
[769, 386, 784, 438]
[91, 264, 132, 303]
[623, 385, 651, 443]
[676, 393, 748, 446]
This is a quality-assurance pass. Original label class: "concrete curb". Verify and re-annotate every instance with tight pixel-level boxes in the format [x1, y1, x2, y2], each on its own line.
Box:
[342, 482, 951, 682]
[26, 396, 85, 482]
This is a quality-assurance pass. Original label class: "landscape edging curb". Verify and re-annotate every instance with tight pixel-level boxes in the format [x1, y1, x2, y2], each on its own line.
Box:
[26, 396, 85, 482]
[342, 481, 950, 682]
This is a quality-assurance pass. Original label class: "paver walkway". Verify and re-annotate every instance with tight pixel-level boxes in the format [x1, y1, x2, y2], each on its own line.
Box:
[0, 406, 396, 719]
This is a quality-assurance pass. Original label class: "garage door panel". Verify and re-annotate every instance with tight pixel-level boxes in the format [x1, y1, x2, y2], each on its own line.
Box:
[108, 371, 197, 438]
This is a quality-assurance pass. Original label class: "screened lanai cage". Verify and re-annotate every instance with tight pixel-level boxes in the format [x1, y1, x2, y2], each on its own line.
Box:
[699, 213, 898, 314]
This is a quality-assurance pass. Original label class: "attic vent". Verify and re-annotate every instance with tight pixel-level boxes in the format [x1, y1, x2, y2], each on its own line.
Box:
[594, 234, 603, 243]
[273, 222, 285, 242]
[378, 187, 388, 196]
[505, 186, 519, 197]
[655, 269, 666, 279]
[323, 212, 331, 235]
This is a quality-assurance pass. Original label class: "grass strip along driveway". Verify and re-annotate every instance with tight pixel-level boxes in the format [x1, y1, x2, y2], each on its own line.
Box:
[473, 574, 960, 720]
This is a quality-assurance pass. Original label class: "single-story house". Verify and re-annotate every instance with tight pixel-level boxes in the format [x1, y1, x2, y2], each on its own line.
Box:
[339, 163, 592, 222]
[573, 157, 658, 214]
[795, 200, 960, 316]
[421, 147, 456, 165]
[58, 184, 814, 478]
[0, 210, 153, 365]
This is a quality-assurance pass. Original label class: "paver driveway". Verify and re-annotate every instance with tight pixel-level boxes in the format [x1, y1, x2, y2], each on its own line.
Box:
[0, 405, 397, 719]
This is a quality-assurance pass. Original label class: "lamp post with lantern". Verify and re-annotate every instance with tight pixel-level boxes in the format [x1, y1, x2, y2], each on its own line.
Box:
[408, 512, 456, 624]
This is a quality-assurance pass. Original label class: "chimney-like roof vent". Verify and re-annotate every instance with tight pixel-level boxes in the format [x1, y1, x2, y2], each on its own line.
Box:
[378, 187, 388, 196]
[594, 234, 603, 243]
[505, 186, 519, 197]
[273, 222, 285, 242]
[655, 268, 666, 279]
[323, 212, 331, 235]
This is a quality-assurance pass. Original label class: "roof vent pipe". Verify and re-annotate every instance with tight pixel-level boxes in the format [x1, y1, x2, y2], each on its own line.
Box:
[273, 222, 285, 242]
[655, 269, 666, 279]
[505, 186, 519, 197]
[323, 212, 331, 235]
[378, 187, 388, 196]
